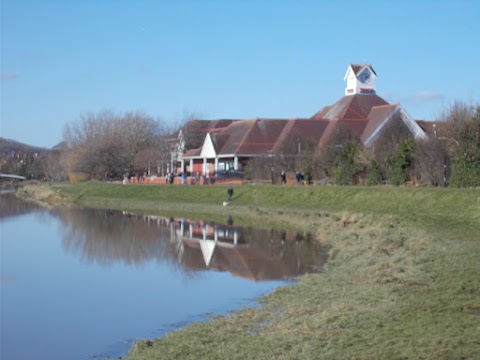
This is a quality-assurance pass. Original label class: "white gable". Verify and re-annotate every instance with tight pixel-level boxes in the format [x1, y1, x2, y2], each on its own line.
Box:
[344, 66, 357, 95]
[200, 133, 217, 158]
[363, 105, 427, 147]
[398, 106, 428, 140]
[199, 239, 216, 267]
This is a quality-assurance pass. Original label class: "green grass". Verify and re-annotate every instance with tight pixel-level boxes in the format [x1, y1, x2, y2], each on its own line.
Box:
[123, 207, 479, 359]
[20, 182, 480, 359]
[56, 182, 479, 235]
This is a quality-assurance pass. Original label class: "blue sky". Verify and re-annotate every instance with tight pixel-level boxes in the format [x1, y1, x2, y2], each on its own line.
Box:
[1, 0, 479, 148]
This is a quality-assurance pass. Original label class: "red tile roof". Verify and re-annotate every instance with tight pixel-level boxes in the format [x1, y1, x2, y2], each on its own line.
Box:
[179, 91, 428, 160]
[181, 119, 239, 149]
[317, 119, 342, 148]
[183, 148, 202, 157]
[338, 119, 369, 136]
[311, 105, 331, 119]
[235, 119, 289, 155]
[350, 64, 377, 76]
[278, 119, 330, 151]
[215, 120, 255, 155]
[311, 94, 389, 120]
[182, 118, 333, 158]
[317, 119, 369, 148]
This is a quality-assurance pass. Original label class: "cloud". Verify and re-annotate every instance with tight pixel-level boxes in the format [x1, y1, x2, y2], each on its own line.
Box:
[1, 72, 19, 83]
[403, 91, 445, 104]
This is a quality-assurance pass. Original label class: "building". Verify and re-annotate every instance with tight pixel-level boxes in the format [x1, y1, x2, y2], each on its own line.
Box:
[176, 64, 428, 180]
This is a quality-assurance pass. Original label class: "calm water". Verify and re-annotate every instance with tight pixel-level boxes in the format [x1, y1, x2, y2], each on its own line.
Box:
[0, 194, 328, 360]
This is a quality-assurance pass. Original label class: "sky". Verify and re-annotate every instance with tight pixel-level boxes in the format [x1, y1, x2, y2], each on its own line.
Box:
[1, 0, 479, 148]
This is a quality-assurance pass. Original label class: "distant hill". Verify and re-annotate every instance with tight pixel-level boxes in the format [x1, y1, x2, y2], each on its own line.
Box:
[0, 138, 67, 180]
[0, 138, 52, 157]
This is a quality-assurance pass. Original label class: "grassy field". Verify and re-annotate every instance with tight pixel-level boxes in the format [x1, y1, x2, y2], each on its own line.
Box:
[18, 182, 480, 359]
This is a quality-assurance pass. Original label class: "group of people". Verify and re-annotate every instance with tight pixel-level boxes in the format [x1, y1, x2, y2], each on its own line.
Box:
[165, 172, 203, 185]
[280, 170, 312, 185]
[295, 171, 305, 184]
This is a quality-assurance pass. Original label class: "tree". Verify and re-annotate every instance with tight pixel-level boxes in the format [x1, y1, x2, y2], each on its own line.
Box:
[321, 129, 362, 185]
[244, 155, 273, 182]
[332, 142, 362, 185]
[414, 137, 447, 186]
[63, 110, 167, 180]
[276, 134, 318, 183]
[42, 149, 68, 181]
[385, 137, 415, 185]
[366, 159, 382, 186]
[121, 111, 163, 175]
[441, 102, 480, 187]
[369, 115, 415, 185]
[63, 110, 122, 179]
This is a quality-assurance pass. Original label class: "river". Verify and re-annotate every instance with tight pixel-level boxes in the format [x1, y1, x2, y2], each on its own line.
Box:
[0, 194, 327, 360]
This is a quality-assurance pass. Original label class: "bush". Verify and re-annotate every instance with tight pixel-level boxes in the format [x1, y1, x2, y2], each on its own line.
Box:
[386, 137, 415, 185]
[367, 160, 383, 186]
[448, 105, 480, 187]
[332, 142, 362, 185]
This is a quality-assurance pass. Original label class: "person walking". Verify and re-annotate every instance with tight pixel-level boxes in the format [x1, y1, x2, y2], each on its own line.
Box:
[227, 187, 234, 202]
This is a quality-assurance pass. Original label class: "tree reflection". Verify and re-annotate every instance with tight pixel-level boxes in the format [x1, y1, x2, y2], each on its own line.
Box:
[0, 193, 43, 219]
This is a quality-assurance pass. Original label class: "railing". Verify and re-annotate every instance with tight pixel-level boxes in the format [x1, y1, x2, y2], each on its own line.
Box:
[0, 173, 27, 180]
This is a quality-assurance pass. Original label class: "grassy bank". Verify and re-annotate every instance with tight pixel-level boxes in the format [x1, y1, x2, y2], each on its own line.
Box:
[24, 181, 479, 233]
[18, 182, 480, 359]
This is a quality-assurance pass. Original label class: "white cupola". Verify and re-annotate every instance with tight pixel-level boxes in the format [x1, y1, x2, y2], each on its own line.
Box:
[344, 64, 377, 96]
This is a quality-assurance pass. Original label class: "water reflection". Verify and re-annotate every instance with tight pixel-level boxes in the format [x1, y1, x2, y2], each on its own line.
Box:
[55, 208, 328, 281]
[2, 197, 329, 359]
[0, 193, 42, 219]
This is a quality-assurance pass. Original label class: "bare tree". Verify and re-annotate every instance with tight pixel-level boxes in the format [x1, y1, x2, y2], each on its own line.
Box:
[437, 101, 475, 149]
[63, 110, 167, 180]
[276, 133, 318, 183]
[175, 110, 206, 151]
[414, 138, 447, 186]
[121, 111, 163, 175]
[63, 110, 121, 179]
[437, 101, 480, 187]
[244, 155, 274, 182]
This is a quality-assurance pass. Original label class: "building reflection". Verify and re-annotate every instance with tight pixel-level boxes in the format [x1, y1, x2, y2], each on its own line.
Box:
[171, 217, 328, 281]
[55, 208, 328, 281]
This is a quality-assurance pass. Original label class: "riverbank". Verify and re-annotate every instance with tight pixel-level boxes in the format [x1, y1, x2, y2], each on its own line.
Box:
[16, 182, 480, 359]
